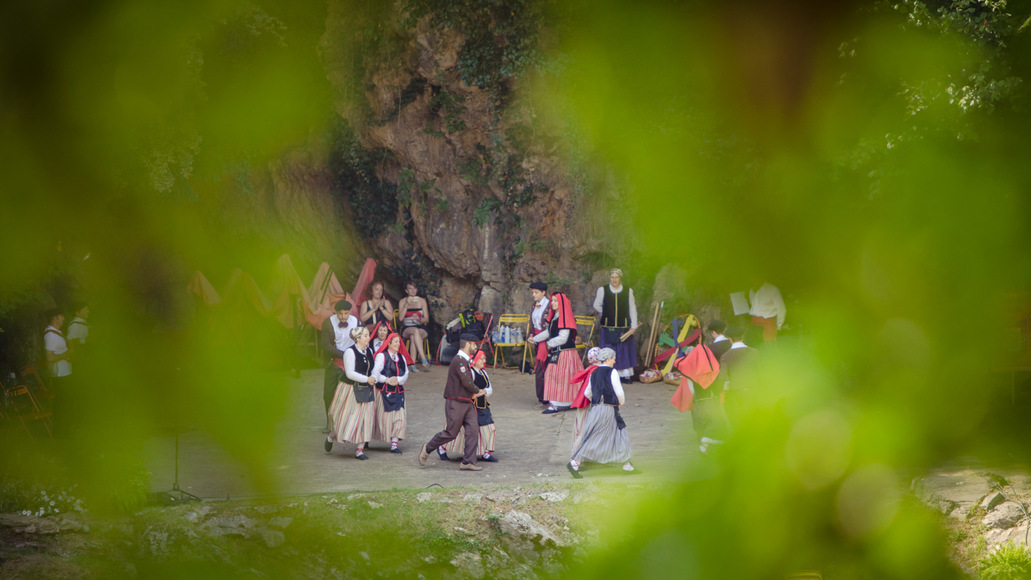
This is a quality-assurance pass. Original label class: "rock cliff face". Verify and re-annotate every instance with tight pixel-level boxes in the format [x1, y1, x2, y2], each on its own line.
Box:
[320, 1, 608, 326]
[315, 2, 725, 349]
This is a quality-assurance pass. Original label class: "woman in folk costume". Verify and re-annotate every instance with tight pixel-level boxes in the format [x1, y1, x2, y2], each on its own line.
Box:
[371, 321, 391, 353]
[529, 292, 584, 414]
[569, 347, 601, 450]
[593, 268, 639, 383]
[568, 348, 634, 478]
[439, 350, 498, 462]
[371, 331, 413, 453]
[371, 321, 416, 371]
[668, 329, 726, 455]
[324, 326, 377, 460]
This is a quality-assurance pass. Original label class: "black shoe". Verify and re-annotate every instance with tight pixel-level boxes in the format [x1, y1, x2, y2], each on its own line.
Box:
[620, 377, 632, 384]
[567, 462, 583, 479]
[542, 407, 560, 415]
[480, 455, 498, 463]
[437, 449, 449, 461]
[324, 438, 333, 453]
[356, 452, 369, 460]
[390, 447, 403, 454]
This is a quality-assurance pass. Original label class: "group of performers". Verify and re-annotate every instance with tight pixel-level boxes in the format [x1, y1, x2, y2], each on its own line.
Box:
[323, 311, 415, 459]
[321, 269, 642, 477]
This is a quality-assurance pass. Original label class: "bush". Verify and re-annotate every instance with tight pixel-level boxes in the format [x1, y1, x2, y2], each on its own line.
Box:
[979, 542, 1031, 580]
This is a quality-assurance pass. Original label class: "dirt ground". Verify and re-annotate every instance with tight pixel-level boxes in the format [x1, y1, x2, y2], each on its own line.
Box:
[146, 363, 699, 498]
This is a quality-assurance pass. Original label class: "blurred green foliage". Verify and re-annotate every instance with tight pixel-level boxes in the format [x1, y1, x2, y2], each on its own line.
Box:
[3, 0, 1031, 577]
[537, 0, 1031, 578]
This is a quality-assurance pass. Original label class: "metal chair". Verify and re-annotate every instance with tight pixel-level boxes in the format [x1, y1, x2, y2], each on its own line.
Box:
[575, 315, 597, 362]
[492, 314, 529, 369]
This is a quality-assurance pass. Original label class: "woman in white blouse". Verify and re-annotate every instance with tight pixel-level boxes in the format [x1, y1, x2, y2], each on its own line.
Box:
[371, 332, 411, 453]
[325, 326, 377, 460]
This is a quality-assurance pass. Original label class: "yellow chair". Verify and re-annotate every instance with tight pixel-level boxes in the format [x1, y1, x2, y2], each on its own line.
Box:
[492, 314, 530, 369]
[575, 315, 596, 362]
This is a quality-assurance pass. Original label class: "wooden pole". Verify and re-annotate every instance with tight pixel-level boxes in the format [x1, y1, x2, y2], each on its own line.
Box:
[644, 301, 662, 367]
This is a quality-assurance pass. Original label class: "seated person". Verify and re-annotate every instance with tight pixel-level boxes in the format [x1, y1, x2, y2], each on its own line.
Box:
[398, 280, 431, 368]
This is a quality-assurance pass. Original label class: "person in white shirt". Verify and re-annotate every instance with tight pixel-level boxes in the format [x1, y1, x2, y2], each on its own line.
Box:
[321, 300, 360, 431]
[44, 308, 72, 434]
[748, 283, 785, 343]
[568, 348, 634, 478]
[593, 269, 639, 383]
[44, 309, 72, 379]
[528, 281, 550, 405]
[325, 326, 377, 460]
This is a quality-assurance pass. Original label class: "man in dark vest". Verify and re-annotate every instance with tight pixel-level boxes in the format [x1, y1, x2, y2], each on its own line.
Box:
[593, 268, 639, 383]
[419, 333, 487, 471]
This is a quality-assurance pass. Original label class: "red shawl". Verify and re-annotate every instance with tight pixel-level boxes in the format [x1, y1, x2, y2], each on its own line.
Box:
[569, 365, 598, 409]
[371, 325, 415, 365]
[548, 292, 576, 331]
[669, 344, 720, 412]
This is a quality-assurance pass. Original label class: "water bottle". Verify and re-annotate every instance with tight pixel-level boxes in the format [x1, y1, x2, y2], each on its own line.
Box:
[503, 325, 510, 344]
[515, 327, 523, 343]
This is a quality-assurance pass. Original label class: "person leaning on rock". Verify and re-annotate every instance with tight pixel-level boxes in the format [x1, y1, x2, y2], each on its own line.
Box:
[419, 333, 487, 471]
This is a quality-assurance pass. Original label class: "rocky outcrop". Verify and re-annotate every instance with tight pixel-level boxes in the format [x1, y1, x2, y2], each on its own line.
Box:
[319, 1, 632, 329]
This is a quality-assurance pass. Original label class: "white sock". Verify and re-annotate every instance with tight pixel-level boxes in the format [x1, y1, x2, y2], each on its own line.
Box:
[622, 462, 634, 471]
[438, 446, 446, 453]
[569, 459, 580, 469]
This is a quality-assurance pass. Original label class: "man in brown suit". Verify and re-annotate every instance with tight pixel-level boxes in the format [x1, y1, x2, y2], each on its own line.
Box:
[419, 333, 487, 471]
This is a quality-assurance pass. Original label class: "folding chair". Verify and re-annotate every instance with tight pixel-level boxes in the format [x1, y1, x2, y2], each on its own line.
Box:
[492, 314, 529, 369]
[575, 315, 597, 362]
[20, 364, 51, 401]
[3, 381, 53, 439]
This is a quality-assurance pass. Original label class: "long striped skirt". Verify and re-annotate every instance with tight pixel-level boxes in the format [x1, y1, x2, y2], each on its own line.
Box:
[600, 331, 638, 374]
[328, 383, 375, 445]
[571, 404, 631, 465]
[543, 349, 583, 403]
[373, 390, 407, 441]
[571, 406, 590, 450]
[443, 423, 496, 457]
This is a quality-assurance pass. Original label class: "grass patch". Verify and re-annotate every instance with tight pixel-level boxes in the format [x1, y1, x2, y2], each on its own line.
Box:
[1, 483, 600, 578]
